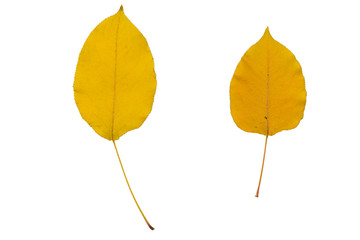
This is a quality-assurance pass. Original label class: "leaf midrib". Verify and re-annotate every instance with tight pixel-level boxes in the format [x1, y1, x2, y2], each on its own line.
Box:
[111, 13, 121, 140]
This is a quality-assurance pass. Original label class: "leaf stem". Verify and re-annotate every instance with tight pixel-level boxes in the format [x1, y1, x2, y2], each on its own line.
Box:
[255, 134, 268, 198]
[112, 140, 154, 230]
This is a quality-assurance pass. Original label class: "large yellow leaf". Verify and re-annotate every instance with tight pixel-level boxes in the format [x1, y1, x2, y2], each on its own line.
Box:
[74, 6, 155, 230]
[230, 27, 306, 197]
[74, 6, 156, 141]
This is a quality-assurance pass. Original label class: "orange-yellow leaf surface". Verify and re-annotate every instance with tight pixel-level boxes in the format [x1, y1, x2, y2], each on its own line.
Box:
[230, 27, 306, 136]
[74, 6, 156, 140]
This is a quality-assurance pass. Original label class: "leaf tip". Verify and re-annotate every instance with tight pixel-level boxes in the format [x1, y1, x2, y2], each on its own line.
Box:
[262, 27, 273, 40]
[265, 26, 270, 34]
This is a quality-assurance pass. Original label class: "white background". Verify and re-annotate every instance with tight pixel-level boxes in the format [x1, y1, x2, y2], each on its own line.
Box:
[1, 0, 359, 239]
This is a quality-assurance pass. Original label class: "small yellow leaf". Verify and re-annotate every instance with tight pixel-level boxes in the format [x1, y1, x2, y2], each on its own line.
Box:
[74, 6, 156, 141]
[230, 27, 306, 136]
[229, 28, 306, 197]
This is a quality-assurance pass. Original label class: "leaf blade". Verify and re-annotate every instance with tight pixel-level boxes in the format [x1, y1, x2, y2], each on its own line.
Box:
[74, 7, 156, 140]
[230, 28, 306, 136]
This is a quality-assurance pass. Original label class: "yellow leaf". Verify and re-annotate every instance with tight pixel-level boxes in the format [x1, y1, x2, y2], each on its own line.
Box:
[230, 27, 306, 197]
[74, 6, 155, 230]
[74, 6, 156, 141]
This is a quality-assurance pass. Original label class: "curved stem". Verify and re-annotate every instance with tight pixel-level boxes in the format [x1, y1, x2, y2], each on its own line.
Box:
[112, 140, 154, 230]
[255, 134, 268, 198]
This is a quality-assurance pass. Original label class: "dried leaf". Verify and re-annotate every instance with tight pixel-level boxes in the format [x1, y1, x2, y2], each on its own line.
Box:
[74, 6, 156, 141]
[74, 6, 155, 229]
[230, 27, 306, 197]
